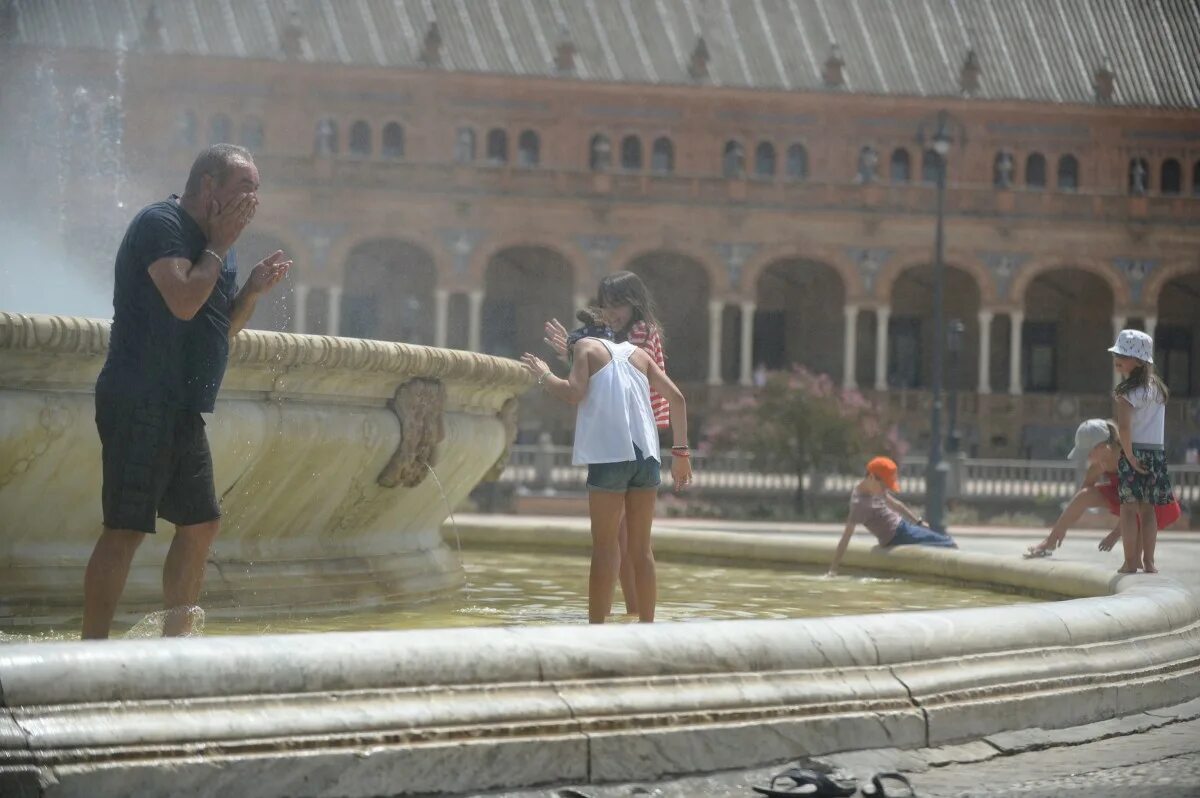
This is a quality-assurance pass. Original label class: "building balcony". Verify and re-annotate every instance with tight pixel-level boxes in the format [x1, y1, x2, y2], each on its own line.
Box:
[194, 155, 1200, 225]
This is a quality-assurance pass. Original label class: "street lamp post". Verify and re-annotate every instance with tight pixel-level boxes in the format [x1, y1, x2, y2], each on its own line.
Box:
[946, 318, 965, 455]
[916, 110, 966, 530]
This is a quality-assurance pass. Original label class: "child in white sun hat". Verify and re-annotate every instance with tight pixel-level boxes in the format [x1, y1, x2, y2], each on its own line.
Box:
[1108, 329, 1175, 574]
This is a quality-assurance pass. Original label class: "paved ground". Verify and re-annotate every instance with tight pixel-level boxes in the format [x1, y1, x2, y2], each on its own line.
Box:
[465, 516, 1200, 798]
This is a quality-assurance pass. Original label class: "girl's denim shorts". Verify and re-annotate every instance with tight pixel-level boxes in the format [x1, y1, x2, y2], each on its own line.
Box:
[586, 443, 661, 492]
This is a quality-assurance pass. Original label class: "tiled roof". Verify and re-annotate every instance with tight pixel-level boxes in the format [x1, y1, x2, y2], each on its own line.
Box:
[9, 0, 1200, 109]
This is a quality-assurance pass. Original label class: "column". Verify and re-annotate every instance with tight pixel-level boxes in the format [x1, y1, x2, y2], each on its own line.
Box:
[433, 289, 449, 348]
[1009, 310, 1023, 395]
[293, 283, 309, 334]
[842, 304, 859, 389]
[707, 300, 723, 386]
[1144, 315, 1157, 342]
[467, 290, 484, 353]
[739, 301, 756, 386]
[977, 310, 993, 394]
[328, 285, 343, 337]
[874, 305, 890, 390]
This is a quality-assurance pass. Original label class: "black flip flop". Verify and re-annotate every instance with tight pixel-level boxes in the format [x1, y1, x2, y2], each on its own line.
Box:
[860, 771, 916, 797]
[751, 767, 857, 797]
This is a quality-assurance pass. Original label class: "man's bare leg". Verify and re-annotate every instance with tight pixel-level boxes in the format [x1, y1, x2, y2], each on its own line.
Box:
[162, 519, 220, 637]
[82, 528, 146, 640]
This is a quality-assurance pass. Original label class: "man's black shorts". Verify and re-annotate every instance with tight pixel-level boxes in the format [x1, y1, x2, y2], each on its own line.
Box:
[95, 394, 221, 534]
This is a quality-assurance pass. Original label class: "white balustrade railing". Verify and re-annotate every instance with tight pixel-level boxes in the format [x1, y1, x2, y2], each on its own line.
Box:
[499, 445, 1200, 506]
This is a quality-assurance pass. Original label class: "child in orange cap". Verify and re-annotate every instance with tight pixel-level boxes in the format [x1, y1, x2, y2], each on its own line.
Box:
[827, 456, 958, 576]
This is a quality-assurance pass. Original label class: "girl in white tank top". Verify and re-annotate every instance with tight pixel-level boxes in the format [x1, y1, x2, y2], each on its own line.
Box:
[521, 331, 691, 625]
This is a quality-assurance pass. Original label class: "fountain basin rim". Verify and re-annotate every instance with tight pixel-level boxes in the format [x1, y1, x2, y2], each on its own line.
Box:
[0, 311, 534, 397]
[1, 526, 1195, 707]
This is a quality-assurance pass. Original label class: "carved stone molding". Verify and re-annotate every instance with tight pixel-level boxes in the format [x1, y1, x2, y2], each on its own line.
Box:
[377, 378, 446, 489]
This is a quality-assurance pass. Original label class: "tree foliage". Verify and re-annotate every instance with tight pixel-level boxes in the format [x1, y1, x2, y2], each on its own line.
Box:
[704, 366, 906, 511]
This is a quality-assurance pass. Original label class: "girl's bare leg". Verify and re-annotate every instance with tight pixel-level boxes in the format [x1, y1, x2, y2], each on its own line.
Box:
[1139, 503, 1159, 573]
[1028, 486, 1103, 555]
[587, 491, 626, 624]
[1118, 504, 1141, 573]
[615, 514, 639, 615]
[622, 489, 659, 623]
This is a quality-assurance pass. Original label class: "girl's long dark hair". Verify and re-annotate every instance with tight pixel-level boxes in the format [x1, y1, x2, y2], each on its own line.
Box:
[596, 271, 665, 345]
[1114, 360, 1169, 403]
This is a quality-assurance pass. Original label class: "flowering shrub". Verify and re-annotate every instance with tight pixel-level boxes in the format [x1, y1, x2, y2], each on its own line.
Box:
[704, 365, 906, 511]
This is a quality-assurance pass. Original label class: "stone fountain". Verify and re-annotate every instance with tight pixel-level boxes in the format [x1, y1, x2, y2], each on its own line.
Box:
[0, 312, 525, 625]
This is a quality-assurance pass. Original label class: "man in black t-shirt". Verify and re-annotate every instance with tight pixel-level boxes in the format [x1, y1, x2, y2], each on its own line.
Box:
[84, 144, 291, 639]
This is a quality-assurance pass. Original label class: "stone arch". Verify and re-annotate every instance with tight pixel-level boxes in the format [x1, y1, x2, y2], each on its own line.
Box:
[481, 246, 576, 359]
[875, 253, 995, 306]
[327, 229, 446, 289]
[341, 239, 437, 343]
[740, 245, 862, 303]
[624, 251, 712, 381]
[1143, 260, 1200, 314]
[611, 240, 724, 295]
[1009, 259, 1129, 311]
[1021, 267, 1115, 394]
[1154, 265, 1200, 397]
[468, 238, 587, 290]
[886, 262, 983, 391]
[752, 258, 847, 380]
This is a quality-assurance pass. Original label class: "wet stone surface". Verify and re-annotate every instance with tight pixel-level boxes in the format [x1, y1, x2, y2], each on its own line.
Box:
[478, 716, 1200, 798]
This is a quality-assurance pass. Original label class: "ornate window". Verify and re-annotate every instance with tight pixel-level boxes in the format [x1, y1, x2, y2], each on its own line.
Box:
[651, 137, 674, 173]
[1025, 153, 1046, 189]
[486, 128, 508, 163]
[517, 130, 540, 167]
[754, 142, 776, 177]
[890, 148, 911, 183]
[349, 120, 371, 156]
[1056, 154, 1078, 191]
[382, 122, 405, 159]
[620, 135, 642, 170]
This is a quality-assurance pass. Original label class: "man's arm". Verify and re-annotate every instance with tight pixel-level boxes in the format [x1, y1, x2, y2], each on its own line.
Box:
[148, 251, 225, 321]
[148, 193, 255, 321]
[227, 251, 291, 338]
[828, 515, 856, 576]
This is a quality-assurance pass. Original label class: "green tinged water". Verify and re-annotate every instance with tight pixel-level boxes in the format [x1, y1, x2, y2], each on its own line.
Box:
[1, 546, 1037, 642]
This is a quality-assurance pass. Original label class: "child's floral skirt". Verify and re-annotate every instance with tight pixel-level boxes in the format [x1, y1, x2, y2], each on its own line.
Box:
[1117, 447, 1175, 505]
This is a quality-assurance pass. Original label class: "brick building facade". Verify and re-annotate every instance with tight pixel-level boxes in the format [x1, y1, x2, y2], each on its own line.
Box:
[2, 0, 1198, 457]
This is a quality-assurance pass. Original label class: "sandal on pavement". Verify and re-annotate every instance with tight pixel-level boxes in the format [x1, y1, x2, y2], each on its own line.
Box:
[860, 772, 916, 797]
[751, 767, 857, 797]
